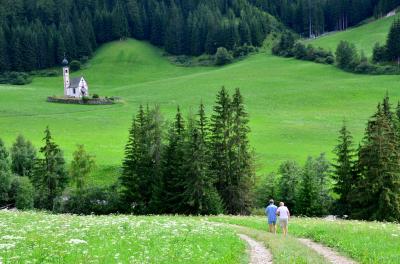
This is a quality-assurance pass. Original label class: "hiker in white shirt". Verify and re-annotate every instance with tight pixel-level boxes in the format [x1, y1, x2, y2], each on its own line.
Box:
[276, 202, 290, 236]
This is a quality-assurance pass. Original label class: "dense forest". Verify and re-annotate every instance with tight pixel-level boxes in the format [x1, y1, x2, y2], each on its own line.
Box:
[251, 0, 400, 37]
[0, 0, 275, 73]
[1, 0, 399, 73]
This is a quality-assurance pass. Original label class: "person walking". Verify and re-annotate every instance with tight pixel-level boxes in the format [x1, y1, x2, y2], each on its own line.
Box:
[276, 202, 290, 236]
[265, 199, 277, 234]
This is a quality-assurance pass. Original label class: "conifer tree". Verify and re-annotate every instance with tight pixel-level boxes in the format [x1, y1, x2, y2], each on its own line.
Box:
[181, 105, 222, 215]
[353, 104, 400, 221]
[297, 156, 318, 216]
[0, 139, 12, 207]
[278, 160, 301, 214]
[0, 28, 9, 72]
[112, 1, 129, 40]
[332, 122, 356, 215]
[70, 145, 95, 191]
[32, 127, 68, 210]
[11, 135, 36, 177]
[211, 87, 232, 212]
[164, 4, 184, 54]
[120, 105, 149, 213]
[297, 154, 331, 216]
[386, 19, 400, 65]
[162, 107, 186, 213]
[230, 88, 254, 214]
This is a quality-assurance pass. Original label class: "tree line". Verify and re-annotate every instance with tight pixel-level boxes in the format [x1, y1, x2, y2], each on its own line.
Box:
[120, 87, 254, 215]
[0, 0, 275, 73]
[0, 87, 255, 215]
[251, 0, 400, 37]
[256, 94, 400, 222]
[272, 18, 400, 75]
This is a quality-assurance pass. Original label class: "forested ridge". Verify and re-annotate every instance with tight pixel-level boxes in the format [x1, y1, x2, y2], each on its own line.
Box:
[251, 0, 400, 37]
[0, 0, 276, 73]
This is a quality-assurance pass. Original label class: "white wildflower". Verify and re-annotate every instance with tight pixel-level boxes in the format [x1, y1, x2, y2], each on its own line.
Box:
[68, 239, 88, 245]
[0, 243, 16, 250]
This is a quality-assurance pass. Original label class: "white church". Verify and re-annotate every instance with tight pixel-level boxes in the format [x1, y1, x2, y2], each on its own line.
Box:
[62, 57, 89, 98]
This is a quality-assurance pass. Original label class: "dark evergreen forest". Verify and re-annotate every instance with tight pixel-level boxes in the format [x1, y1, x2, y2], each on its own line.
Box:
[0, 0, 399, 73]
[0, 0, 274, 73]
[251, 0, 400, 37]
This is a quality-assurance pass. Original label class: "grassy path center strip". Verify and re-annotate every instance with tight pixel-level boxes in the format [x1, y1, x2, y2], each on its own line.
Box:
[298, 238, 358, 264]
[238, 234, 273, 264]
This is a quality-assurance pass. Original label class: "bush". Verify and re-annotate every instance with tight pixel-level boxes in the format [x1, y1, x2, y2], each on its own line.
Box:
[372, 43, 388, 64]
[293, 42, 307, 59]
[92, 94, 99, 99]
[38, 70, 59, 77]
[336, 41, 359, 70]
[0, 72, 32, 85]
[354, 61, 378, 74]
[82, 96, 90, 103]
[69, 60, 81, 72]
[54, 185, 122, 215]
[9, 177, 34, 210]
[215, 47, 233, 65]
[325, 55, 335, 64]
[233, 44, 257, 58]
[272, 31, 295, 57]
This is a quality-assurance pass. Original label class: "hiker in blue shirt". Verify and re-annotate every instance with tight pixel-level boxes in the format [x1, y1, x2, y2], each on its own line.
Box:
[265, 199, 277, 234]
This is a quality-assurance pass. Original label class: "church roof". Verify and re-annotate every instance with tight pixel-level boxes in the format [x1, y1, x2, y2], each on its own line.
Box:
[69, 77, 84, 88]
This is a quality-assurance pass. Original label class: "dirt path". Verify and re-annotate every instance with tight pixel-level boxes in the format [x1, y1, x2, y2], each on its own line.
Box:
[238, 234, 273, 264]
[298, 238, 357, 264]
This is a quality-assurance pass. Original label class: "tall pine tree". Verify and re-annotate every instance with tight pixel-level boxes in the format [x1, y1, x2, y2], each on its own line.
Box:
[353, 103, 400, 221]
[32, 127, 68, 210]
[0, 139, 12, 207]
[162, 107, 186, 213]
[332, 122, 356, 215]
[181, 104, 223, 215]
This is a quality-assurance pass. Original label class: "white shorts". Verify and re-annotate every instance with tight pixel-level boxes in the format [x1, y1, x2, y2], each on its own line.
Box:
[279, 218, 288, 228]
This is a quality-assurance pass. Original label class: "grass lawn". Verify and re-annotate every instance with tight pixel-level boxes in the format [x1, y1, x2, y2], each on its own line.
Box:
[1, 39, 400, 185]
[307, 13, 400, 56]
[0, 211, 245, 264]
[209, 215, 400, 264]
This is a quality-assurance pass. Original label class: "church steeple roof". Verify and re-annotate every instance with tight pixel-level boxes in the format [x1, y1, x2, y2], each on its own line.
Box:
[62, 55, 69, 66]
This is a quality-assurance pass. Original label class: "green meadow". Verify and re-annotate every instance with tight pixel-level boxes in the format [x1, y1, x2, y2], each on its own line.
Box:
[308, 13, 400, 56]
[1, 39, 400, 184]
[1, 211, 399, 263]
[0, 211, 245, 264]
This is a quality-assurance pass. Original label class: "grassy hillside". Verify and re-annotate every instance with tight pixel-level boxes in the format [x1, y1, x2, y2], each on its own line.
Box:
[1, 39, 400, 185]
[308, 13, 400, 56]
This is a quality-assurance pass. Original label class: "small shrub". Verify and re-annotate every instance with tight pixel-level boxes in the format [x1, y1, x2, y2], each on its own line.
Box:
[272, 31, 295, 57]
[69, 60, 81, 72]
[335, 40, 359, 70]
[372, 42, 388, 64]
[80, 56, 89, 64]
[54, 185, 122, 215]
[0, 72, 32, 85]
[92, 94, 99, 99]
[39, 70, 59, 77]
[314, 57, 327, 64]
[82, 96, 90, 103]
[215, 47, 233, 66]
[325, 55, 335, 64]
[293, 42, 307, 59]
[354, 61, 378, 74]
[9, 176, 34, 210]
[233, 45, 256, 58]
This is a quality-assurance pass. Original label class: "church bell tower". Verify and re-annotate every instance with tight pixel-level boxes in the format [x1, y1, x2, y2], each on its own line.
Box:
[62, 56, 70, 97]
